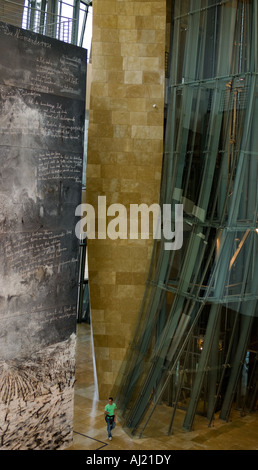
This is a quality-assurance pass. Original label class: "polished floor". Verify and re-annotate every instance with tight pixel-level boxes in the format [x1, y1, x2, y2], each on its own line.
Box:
[67, 323, 258, 451]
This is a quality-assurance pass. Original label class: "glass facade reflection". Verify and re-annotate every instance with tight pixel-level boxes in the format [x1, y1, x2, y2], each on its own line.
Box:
[115, 0, 258, 436]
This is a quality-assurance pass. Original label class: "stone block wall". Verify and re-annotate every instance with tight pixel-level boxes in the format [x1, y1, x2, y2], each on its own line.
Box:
[86, 0, 166, 399]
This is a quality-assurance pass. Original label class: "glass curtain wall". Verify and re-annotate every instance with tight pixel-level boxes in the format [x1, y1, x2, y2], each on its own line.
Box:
[115, 0, 258, 437]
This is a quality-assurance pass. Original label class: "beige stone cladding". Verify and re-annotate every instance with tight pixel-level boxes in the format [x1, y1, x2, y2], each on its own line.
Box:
[86, 0, 166, 399]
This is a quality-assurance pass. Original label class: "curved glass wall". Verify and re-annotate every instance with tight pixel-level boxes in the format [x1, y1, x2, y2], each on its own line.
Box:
[115, 0, 258, 436]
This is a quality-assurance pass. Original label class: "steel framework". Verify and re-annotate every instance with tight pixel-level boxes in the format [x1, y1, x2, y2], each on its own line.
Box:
[114, 0, 258, 436]
[0, 0, 92, 47]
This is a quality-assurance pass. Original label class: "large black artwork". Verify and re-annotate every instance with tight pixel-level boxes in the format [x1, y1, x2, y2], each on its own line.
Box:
[0, 21, 86, 449]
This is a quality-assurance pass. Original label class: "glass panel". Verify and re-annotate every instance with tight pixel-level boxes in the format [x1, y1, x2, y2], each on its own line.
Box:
[116, 0, 258, 437]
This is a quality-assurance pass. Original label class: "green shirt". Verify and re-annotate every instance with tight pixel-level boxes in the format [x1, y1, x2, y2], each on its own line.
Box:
[105, 402, 117, 418]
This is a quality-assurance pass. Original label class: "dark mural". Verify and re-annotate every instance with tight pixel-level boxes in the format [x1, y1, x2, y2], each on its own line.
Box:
[0, 21, 86, 449]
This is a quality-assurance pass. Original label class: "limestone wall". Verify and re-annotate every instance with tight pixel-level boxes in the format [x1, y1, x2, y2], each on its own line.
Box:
[86, 0, 166, 399]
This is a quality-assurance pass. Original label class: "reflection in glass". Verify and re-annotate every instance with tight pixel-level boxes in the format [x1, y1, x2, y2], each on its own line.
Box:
[115, 0, 258, 437]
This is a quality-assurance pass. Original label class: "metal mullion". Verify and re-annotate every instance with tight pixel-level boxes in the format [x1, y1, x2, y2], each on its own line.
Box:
[46, 0, 58, 38]
[173, 0, 232, 23]
[219, 313, 254, 421]
[29, 0, 36, 31]
[167, 335, 192, 435]
[79, 4, 88, 48]
[57, 0, 62, 40]
[207, 307, 239, 426]
[72, 0, 79, 45]
[217, 94, 235, 218]
[39, 0, 47, 34]
[182, 303, 222, 430]
[207, 308, 220, 421]
[250, 0, 258, 73]
[163, 87, 177, 203]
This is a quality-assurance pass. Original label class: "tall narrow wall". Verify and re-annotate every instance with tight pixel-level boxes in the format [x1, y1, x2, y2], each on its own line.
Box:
[0, 22, 86, 449]
[86, 0, 166, 399]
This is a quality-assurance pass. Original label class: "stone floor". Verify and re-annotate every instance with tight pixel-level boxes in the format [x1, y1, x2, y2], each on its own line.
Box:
[67, 323, 258, 451]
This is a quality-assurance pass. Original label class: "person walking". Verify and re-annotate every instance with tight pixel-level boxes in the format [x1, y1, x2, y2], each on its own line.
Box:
[104, 397, 117, 440]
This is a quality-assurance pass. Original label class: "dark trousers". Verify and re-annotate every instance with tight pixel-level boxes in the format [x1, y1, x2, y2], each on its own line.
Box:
[105, 416, 116, 437]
